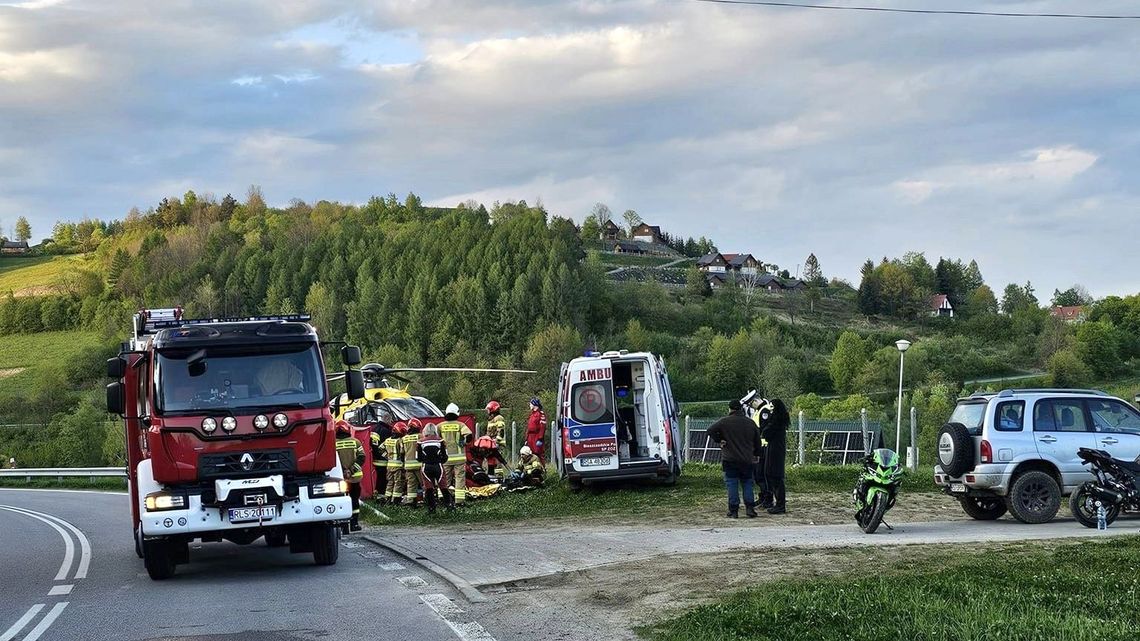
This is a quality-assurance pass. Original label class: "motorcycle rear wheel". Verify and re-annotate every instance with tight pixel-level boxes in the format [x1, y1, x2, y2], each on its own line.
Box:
[860, 491, 889, 534]
[1070, 485, 1121, 529]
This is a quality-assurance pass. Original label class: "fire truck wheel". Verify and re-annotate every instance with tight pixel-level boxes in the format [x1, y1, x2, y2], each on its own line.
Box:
[134, 526, 143, 559]
[311, 525, 340, 566]
[143, 538, 177, 580]
[265, 530, 288, 548]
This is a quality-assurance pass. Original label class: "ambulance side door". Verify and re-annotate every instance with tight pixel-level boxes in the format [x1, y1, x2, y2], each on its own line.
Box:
[554, 361, 569, 478]
[657, 355, 683, 465]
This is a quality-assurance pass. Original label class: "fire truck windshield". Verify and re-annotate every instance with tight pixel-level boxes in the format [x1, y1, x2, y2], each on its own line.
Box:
[156, 344, 325, 414]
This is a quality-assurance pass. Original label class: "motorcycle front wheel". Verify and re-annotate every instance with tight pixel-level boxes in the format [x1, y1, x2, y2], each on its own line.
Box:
[1070, 484, 1121, 529]
[859, 491, 889, 534]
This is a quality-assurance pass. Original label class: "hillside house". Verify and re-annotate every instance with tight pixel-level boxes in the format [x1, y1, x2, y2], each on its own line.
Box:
[631, 223, 663, 244]
[705, 272, 728, 289]
[1051, 305, 1086, 323]
[0, 241, 29, 255]
[931, 294, 954, 318]
[600, 220, 621, 241]
[723, 253, 761, 276]
[613, 241, 647, 255]
[697, 252, 727, 273]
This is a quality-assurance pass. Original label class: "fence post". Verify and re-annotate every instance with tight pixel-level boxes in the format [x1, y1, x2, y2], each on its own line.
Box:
[683, 415, 691, 461]
[797, 411, 805, 466]
[861, 408, 870, 455]
[510, 421, 516, 466]
[908, 406, 918, 471]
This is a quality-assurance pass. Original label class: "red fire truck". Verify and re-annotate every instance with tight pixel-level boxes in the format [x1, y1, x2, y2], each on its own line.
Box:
[106, 308, 366, 580]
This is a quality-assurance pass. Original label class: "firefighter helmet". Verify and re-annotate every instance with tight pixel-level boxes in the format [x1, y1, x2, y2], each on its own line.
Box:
[485, 400, 501, 414]
[520, 445, 533, 457]
[407, 417, 423, 433]
[392, 421, 407, 436]
[445, 402, 460, 417]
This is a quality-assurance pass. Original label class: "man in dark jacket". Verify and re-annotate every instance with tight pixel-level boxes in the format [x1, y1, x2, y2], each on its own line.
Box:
[759, 399, 790, 514]
[707, 399, 764, 518]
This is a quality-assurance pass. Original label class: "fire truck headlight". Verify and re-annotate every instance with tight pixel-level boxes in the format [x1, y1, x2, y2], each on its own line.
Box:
[311, 480, 347, 497]
[201, 418, 217, 433]
[221, 416, 237, 432]
[273, 413, 288, 429]
[253, 414, 269, 430]
[145, 492, 186, 511]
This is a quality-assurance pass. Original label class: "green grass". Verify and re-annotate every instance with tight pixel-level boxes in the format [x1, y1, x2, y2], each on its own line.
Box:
[0, 477, 127, 491]
[364, 463, 936, 527]
[0, 330, 105, 395]
[591, 251, 687, 268]
[640, 536, 1140, 641]
[0, 254, 92, 295]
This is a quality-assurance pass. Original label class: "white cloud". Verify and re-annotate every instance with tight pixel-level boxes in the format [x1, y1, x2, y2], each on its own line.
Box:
[0, 46, 89, 81]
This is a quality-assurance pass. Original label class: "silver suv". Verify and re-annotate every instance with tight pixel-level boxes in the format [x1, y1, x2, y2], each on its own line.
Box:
[934, 388, 1140, 523]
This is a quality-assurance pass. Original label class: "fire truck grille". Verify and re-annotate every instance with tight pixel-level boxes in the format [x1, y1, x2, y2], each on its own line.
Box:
[198, 449, 296, 479]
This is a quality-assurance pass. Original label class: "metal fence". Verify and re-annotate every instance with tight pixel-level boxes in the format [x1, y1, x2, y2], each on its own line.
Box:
[685, 412, 884, 466]
[0, 467, 127, 481]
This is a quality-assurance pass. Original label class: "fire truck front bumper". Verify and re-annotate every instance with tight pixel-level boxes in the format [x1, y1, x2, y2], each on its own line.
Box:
[140, 479, 352, 538]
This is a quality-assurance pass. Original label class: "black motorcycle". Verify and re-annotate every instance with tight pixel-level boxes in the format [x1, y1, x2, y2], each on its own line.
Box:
[1070, 447, 1140, 528]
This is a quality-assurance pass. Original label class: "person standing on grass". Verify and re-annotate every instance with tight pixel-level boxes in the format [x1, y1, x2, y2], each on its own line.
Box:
[707, 399, 764, 518]
[761, 399, 790, 514]
[526, 398, 547, 462]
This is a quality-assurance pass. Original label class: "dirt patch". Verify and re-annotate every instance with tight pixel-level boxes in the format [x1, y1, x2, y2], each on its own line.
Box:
[11, 285, 57, 298]
[0, 368, 25, 378]
[475, 539, 1072, 641]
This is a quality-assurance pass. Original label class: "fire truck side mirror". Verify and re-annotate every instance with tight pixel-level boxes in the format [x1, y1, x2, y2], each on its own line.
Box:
[106, 382, 125, 416]
[345, 369, 365, 401]
[107, 357, 125, 379]
[341, 345, 362, 367]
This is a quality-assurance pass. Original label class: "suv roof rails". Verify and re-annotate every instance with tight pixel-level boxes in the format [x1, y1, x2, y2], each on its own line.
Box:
[995, 388, 1107, 397]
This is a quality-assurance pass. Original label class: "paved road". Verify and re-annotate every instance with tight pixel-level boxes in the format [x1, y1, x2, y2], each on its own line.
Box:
[376, 515, 1139, 588]
[0, 489, 495, 641]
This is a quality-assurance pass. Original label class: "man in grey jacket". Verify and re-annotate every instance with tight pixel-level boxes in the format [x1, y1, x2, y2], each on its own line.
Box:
[707, 399, 764, 518]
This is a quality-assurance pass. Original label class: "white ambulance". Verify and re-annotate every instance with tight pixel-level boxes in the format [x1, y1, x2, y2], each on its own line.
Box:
[553, 350, 684, 488]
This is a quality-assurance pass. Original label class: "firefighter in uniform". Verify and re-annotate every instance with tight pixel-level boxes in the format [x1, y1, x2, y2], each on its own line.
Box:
[416, 423, 451, 514]
[384, 421, 406, 504]
[439, 403, 473, 506]
[484, 400, 507, 478]
[505, 445, 545, 489]
[402, 418, 423, 507]
[335, 420, 365, 531]
[369, 419, 392, 502]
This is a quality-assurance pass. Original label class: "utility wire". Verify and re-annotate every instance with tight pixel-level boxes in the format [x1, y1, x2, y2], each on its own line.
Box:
[692, 0, 1140, 20]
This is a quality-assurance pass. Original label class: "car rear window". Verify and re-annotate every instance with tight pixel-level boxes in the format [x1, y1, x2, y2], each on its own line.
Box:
[571, 382, 614, 425]
[949, 401, 987, 435]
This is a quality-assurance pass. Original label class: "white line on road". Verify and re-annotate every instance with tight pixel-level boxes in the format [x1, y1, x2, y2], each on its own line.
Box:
[378, 562, 406, 571]
[20, 602, 67, 641]
[0, 605, 43, 641]
[397, 575, 428, 588]
[46, 586, 72, 596]
[420, 594, 498, 641]
[0, 507, 74, 581]
[0, 505, 91, 579]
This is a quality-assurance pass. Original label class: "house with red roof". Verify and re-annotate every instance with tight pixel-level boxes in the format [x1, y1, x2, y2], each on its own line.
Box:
[931, 294, 954, 318]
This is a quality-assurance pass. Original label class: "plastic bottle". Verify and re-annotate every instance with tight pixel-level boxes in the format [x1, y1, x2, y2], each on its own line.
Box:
[1096, 501, 1107, 531]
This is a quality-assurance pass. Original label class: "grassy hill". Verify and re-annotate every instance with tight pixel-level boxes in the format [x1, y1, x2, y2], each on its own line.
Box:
[0, 254, 93, 296]
[0, 330, 107, 396]
[591, 250, 691, 268]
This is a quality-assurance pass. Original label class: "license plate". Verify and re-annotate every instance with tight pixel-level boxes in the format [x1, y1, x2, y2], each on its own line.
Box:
[950, 483, 967, 494]
[579, 456, 612, 468]
[228, 506, 276, 523]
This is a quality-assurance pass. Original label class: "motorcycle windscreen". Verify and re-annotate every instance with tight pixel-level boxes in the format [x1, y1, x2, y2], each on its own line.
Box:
[567, 378, 619, 471]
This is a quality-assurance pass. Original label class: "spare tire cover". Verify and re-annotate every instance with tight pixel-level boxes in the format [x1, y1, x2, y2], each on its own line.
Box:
[938, 422, 975, 478]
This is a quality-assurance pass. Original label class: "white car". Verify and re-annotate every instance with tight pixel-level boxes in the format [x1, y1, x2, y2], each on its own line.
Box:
[934, 388, 1140, 523]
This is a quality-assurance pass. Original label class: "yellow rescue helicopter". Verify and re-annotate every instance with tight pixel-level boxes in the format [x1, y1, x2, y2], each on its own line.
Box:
[329, 363, 534, 428]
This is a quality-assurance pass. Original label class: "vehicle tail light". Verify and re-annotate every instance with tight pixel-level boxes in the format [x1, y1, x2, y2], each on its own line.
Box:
[563, 428, 572, 459]
[980, 439, 992, 464]
[663, 419, 673, 451]
[966, 475, 976, 483]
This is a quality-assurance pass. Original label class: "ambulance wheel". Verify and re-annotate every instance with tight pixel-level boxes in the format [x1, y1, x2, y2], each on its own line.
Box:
[143, 538, 177, 580]
[312, 525, 340, 566]
[569, 478, 583, 493]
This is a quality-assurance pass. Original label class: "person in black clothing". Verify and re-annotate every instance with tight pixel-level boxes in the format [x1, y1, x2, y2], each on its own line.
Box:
[760, 398, 790, 514]
[707, 399, 764, 518]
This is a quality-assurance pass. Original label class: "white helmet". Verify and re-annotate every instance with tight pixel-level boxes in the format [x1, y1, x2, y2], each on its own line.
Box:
[519, 446, 533, 456]
[445, 402, 460, 416]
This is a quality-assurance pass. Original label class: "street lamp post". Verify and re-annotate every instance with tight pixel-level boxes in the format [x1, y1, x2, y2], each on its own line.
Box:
[895, 339, 911, 454]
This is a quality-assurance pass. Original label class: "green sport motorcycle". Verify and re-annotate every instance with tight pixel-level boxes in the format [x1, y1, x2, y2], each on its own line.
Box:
[853, 448, 904, 534]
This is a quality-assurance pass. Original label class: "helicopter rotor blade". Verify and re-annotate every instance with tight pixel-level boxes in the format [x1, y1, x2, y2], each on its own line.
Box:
[326, 372, 346, 383]
[381, 367, 537, 375]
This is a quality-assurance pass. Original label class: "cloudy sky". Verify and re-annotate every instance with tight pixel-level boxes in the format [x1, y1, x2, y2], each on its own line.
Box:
[1, 0, 1138, 297]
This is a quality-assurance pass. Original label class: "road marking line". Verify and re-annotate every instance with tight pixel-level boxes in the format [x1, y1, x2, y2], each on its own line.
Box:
[0, 604, 43, 641]
[20, 602, 66, 641]
[378, 562, 406, 571]
[0, 507, 74, 581]
[420, 593, 464, 616]
[47, 585, 72, 596]
[443, 620, 497, 641]
[3, 506, 92, 580]
[397, 575, 428, 588]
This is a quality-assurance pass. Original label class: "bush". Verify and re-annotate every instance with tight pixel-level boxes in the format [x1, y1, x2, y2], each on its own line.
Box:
[1048, 348, 1093, 388]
